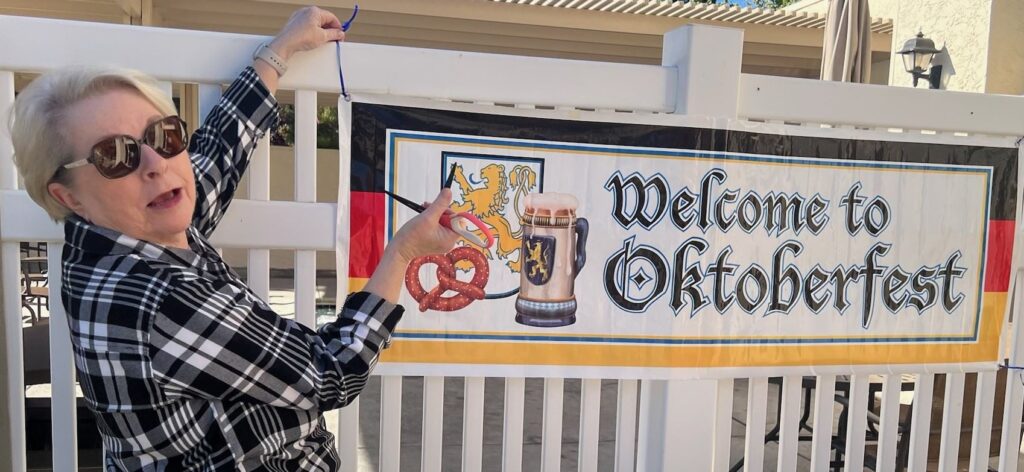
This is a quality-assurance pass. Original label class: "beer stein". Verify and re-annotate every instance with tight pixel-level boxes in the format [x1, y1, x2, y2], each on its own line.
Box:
[515, 193, 589, 327]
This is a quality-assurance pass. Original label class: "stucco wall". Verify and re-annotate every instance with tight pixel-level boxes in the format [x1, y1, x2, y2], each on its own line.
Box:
[985, 0, 1024, 95]
[886, 0, 993, 92]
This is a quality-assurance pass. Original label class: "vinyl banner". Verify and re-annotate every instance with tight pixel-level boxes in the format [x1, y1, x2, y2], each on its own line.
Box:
[346, 101, 1017, 376]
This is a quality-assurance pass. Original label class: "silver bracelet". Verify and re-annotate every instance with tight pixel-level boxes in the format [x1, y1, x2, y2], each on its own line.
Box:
[253, 43, 287, 77]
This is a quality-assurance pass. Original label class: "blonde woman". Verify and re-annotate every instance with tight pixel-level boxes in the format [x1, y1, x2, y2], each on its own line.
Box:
[9, 7, 456, 470]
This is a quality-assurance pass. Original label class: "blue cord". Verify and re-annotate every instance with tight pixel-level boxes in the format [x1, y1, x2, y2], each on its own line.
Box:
[336, 41, 350, 102]
[336, 5, 359, 102]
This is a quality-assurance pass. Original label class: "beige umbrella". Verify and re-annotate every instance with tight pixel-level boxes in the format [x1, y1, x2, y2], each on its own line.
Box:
[820, 0, 872, 83]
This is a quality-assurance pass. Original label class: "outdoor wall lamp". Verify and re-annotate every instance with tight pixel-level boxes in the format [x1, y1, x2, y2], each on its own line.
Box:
[897, 32, 942, 89]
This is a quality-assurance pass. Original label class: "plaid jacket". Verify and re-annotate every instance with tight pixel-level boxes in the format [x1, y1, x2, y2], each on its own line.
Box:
[60, 67, 403, 471]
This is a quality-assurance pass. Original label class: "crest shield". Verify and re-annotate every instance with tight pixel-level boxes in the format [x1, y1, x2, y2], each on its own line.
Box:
[523, 235, 556, 286]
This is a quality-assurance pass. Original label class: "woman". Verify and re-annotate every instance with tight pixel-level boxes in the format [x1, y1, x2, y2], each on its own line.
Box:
[10, 7, 456, 470]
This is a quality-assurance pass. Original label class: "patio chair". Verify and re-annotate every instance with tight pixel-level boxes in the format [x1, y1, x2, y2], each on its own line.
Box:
[20, 241, 46, 258]
[730, 375, 915, 471]
[21, 255, 49, 324]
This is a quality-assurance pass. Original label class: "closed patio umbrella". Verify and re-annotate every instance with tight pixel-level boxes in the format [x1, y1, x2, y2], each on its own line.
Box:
[820, 0, 872, 83]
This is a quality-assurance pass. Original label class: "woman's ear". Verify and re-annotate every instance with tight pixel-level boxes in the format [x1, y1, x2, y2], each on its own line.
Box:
[48, 181, 86, 217]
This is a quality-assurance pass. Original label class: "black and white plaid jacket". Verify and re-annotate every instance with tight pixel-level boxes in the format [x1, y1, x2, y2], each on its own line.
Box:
[60, 67, 403, 471]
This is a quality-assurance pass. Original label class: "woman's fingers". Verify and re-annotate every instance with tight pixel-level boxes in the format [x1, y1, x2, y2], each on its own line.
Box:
[318, 8, 343, 29]
[273, 6, 346, 58]
[389, 190, 461, 261]
[424, 189, 453, 218]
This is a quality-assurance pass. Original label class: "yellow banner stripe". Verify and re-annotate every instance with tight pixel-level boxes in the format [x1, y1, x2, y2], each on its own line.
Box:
[379, 292, 1006, 368]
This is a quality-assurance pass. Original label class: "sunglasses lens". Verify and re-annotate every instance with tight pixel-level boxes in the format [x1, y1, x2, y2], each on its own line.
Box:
[92, 136, 139, 179]
[145, 116, 188, 157]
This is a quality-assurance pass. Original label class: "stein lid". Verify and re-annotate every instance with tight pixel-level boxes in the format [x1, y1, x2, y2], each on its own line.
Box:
[524, 193, 579, 217]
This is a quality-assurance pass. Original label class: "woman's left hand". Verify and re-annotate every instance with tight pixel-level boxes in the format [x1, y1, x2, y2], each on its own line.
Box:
[268, 6, 347, 61]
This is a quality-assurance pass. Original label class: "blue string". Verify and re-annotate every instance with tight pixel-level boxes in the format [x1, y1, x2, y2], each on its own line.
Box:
[336, 42, 350, 102]
[336, 5, 359, 102]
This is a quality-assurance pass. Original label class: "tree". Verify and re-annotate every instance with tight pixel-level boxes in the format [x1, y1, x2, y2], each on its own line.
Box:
[270, 104, 341, 149]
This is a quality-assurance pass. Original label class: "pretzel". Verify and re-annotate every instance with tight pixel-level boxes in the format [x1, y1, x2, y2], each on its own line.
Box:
[405, 247, 489, 312]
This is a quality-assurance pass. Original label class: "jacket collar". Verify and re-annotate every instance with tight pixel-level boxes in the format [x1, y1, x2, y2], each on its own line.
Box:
[63, 215, 209, 269]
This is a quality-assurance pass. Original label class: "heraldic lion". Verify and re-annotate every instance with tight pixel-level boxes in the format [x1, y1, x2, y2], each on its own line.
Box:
[449, 163, 537, 273]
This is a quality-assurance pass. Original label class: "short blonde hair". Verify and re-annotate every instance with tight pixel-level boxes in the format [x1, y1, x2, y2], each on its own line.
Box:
[8, 67, 178, 221]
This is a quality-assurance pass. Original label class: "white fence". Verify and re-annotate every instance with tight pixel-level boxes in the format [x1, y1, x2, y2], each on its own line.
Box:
[3, 14, 1024, 472]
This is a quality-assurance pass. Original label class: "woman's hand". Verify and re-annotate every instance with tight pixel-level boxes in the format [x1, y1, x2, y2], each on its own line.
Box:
[268, 6, 347, 62]
[362, 189, 461, 304]
[389, 189, 462, 265]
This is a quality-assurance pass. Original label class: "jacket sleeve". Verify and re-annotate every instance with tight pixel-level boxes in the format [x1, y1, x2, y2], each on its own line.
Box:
[148, 277, 402, 412]
[188, 66, 279, 238]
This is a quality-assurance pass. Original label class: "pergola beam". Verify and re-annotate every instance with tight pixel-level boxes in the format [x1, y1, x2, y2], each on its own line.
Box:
[113, 0, 140, 17]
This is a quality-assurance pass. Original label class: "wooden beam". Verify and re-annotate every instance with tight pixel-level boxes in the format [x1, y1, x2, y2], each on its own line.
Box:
[239, 0, 890, 51]
[113, 0, 141, 17]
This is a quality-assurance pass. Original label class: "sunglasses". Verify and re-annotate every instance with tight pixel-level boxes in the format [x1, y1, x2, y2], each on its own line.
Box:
[61, 115, 189, 179]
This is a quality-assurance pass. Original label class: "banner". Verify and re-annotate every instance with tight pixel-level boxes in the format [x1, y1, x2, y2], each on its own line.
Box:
[347, 102, 1017, 376]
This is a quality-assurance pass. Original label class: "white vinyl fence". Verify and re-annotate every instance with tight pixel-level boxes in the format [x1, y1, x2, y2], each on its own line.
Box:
[3, 15, 1024, 472]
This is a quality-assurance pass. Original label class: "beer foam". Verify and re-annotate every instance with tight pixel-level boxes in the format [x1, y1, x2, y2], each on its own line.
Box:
[525, 193, 579, 215]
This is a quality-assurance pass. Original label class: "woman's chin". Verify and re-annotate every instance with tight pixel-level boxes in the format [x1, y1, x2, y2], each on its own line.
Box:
[145, 211, 193, 247]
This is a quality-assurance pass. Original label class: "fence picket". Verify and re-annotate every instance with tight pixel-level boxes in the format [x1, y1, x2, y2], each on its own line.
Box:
[48, 243, 77, 472]
[843, 375, 869, 472]
[248, 139, 271, 299]
[542, 378, 565, 472]
[809, 375, 836, 471]
[1000, 366, 1024, 472]
[422, 376, 445, 472]
[578, 378, 602, 472]
[968, 371, 996, 472]
[503, 377, 526, 472]
[938, 373, 966, 471]
[776, 376, 801, 471]
[3, 242, 25, 472]
[876, 374, 903, 472]
[1, 64, 23, 472]
[294, 89, 318, 327]
[907, 374, 935, 472]
[338, 397, 360, 472]
[380, 375, 403, 472]
[463, 377, 485, 472]
[0, 70, 14, 189]
[713, 378, 734, 472]
[614, 379, 638, 472]
[743, 377, 769, 472]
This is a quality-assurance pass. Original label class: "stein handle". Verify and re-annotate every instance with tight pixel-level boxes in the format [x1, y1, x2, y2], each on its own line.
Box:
[574, 218, 589, 276]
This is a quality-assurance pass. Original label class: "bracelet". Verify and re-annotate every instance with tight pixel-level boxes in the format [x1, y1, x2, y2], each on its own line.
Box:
[253, 43, 287, 77]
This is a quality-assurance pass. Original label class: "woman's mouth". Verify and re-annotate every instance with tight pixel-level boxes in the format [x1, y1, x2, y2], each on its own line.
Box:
[148, 188, 182, 210]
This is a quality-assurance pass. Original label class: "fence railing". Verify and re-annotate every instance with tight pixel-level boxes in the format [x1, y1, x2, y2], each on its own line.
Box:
[2, 14, 1024, 472]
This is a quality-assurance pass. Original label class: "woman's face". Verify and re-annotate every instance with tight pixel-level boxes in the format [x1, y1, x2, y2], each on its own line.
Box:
[49, 88, 196, 248]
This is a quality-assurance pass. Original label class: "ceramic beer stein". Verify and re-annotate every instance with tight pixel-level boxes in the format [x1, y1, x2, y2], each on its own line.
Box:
[515, 193, 589, 327]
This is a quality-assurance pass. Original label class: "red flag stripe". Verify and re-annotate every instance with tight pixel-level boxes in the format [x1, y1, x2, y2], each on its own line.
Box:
[348, 191, 386, 278]
[985, 219, 1014, 292]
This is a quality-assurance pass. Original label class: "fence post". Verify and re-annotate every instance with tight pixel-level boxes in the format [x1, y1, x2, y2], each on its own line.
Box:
[636, 24, 743, 472]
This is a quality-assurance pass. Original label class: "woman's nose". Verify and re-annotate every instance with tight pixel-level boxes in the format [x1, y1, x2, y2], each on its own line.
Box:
[138, 144, 167, 179]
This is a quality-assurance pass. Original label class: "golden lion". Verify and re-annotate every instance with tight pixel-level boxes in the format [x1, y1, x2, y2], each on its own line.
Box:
[449, 163, 537, 273]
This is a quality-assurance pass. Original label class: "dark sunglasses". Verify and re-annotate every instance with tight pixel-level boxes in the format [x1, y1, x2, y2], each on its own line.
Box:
[61, 115, 189, 179]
